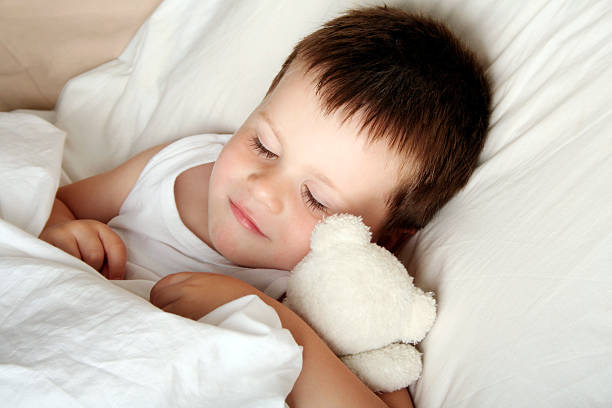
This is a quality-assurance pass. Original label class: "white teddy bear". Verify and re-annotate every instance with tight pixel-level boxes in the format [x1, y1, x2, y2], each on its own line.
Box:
[284, 214, 436, 393]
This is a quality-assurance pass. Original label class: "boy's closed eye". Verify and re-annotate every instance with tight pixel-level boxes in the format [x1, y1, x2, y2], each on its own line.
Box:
[249, 135, 329, 215]
[301, 184, 328, 214]
[250, 136, 278, 159]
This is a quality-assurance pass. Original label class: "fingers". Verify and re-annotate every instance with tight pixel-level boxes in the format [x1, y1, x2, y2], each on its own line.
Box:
[100, 262, 111, 280]
[150, 272, 193, 308]
[73, 221, 126, 279]
[162, 300, 205, 321]
[96, 226, 127, 280]
[150, 273, 215, 321]
[150, 273, 252, 322]
[40, 220, 126, 280]
[153, 272, 193, 290]
[73, 228, 106, 271]
[45, 232, 82, 261]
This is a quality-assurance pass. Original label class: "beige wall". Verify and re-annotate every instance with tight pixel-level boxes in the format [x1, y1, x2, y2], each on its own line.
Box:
[0, 0, 161, 111]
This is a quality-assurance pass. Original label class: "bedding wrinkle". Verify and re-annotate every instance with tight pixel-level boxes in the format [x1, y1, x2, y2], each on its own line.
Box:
[473, 89, 609, 191]
[495, 58, 580, 138]
[0, 125, 300, 404]
[1, 367, 84, 405]
[487, 0, 557, 84]
[483, 3, 610, 156]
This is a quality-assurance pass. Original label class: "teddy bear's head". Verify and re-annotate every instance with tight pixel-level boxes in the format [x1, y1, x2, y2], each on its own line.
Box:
[284, 214, 436, 392]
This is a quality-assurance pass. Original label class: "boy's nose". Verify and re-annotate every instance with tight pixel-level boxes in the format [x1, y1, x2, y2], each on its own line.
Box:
[247, 171, 284, 214]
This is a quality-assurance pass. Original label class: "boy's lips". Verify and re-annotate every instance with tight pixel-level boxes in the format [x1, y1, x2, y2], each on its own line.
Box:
[229, 200, 267, 238]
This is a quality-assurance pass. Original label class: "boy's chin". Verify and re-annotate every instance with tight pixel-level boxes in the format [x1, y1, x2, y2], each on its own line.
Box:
[219, 244, 294, 271]
[209, 227, 304, 271]
[211, 234, 266, 267]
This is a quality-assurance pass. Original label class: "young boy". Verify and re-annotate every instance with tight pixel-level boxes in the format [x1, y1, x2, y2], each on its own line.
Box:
[40, 6, 490, 407]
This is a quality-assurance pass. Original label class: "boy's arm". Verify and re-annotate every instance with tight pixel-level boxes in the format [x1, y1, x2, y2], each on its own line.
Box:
[54, 144, 168, 223]
[150, 272, 414, 408]
[40, 144, 168, 279]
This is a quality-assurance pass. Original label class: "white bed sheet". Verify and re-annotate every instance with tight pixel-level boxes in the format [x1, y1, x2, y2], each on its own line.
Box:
[0, 112, 301, 406]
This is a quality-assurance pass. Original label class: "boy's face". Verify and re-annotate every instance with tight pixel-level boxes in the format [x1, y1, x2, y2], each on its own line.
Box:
[207, 62, 403, 270]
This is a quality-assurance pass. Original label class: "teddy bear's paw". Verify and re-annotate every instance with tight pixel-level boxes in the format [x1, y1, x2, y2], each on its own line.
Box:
[402, 288, 437, 343]
[341, 343, 422, 393]
[310, 214, 371, 252]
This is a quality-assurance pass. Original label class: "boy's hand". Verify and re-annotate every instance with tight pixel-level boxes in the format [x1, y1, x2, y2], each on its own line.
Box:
[150, 272, 257, 320]
[151, 272, 412, 407]
[40, 219, 126, 280]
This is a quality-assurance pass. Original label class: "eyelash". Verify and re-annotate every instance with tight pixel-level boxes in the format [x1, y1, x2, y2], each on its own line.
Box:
[302, 185, 328, 214]
[249, 135, 327, 214]
[249, 136, 277, 159]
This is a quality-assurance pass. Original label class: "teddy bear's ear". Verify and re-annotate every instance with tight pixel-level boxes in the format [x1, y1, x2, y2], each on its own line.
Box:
[310, 213, 372, 251]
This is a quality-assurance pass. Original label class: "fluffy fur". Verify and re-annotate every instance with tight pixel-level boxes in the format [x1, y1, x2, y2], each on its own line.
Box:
[284, 214, 436, 392]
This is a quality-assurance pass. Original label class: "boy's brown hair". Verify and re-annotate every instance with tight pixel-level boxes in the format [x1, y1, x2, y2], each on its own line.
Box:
[268, 6, 491, 248]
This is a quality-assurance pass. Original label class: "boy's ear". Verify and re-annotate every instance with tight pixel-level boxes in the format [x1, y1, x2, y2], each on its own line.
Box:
[377, 228, 418, 254]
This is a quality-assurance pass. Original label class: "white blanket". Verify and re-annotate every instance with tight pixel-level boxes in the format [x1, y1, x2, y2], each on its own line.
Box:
[0, 112, 301, 407]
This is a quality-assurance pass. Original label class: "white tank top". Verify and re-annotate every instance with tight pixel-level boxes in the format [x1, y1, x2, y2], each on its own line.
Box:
[108, 134, 289, 299]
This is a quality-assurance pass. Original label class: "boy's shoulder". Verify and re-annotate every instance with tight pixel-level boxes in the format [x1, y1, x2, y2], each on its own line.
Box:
[135, 133, 231, 180]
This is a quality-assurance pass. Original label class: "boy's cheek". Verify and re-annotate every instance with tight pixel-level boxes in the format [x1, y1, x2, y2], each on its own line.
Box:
[274, 220, 317, 270]
[213, 144, 252, 185]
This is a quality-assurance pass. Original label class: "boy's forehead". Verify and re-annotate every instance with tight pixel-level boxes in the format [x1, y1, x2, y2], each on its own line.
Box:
[261, 61, 406, 180]
[263, 61, 367, 143]
[264, 61, 321, 110]
[271, 60, 408, 158]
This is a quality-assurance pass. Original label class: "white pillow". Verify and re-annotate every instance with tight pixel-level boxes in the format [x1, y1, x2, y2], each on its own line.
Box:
[54, 0, 612, 406]
[402, 1, 612, 407]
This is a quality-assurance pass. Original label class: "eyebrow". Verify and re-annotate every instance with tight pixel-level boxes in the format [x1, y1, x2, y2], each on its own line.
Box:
[259, 111, 284, 144]
[258, 111, 340, 193]
[311, 169, 338, 192]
